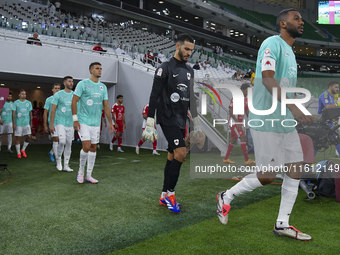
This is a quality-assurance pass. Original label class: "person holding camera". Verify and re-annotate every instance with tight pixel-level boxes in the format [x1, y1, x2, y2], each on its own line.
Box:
[318, 80, 340, 156]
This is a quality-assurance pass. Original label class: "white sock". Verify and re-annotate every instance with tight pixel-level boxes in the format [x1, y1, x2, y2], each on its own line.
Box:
[57, 142, 65, 160]
[161, 191, 166, 198]
[52, 141, 58, 156]
[16, 144, 20, 154]
[63, 140, 72, 167]
[7, 134, 12, 149]
[22, 141, 29, 151]
[167, 190, 175, 196]
[276, 174, 300, 228]
[86, 151, 97, 178]
[79, 149, 88, 175]
[223, 173, 262, 205]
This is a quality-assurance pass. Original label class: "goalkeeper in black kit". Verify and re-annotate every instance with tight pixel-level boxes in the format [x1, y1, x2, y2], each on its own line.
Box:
[143, 34, 202, 213]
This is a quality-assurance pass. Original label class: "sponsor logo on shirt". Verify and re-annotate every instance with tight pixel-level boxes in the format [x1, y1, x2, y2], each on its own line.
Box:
[181, 97, 189, 101]
[288, 67, 297, 77]
[2, 112, 6, 115]
[87, 99, 93, 106]
[187, 73, 191, 80]
[61, 107, 67, 113]
[18, 113, 22, 117]
[177, 84, 188, 92]
[170, 92, 180, 102]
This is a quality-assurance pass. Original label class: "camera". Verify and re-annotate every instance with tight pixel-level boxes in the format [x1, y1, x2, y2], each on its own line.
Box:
[296, 108, 340, 151]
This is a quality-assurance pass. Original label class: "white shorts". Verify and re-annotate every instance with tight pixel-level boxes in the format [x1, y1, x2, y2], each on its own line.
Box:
[56, 125, 74, 142]
[0, 123, 13, 134]
[14, 125, 31, 137]
[78, 123, 100, 144]
[51, 128, 58, 138]
[250, 129, 303, 171]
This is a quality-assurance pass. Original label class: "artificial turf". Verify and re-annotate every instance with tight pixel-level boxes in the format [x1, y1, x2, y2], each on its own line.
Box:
[0, 143, 339, 254]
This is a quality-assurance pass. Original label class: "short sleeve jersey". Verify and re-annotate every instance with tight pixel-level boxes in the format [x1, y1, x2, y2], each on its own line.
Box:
[44, 95, 54, 125]
[111, 103, 125, 121]
[318, 91, 335, 115]
[74, 79, 108, 127]
[32, 108, 40, 119]
[1, 102, 13, 124]
[13, 99, 32, 127]
[229, 97, 248, 123]
[248, 35, 297, 133]
[52, 90, 74, 127]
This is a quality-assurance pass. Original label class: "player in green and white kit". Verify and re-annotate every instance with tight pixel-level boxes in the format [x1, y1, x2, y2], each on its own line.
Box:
[50, 76, 74, 172]
[44, 83, 61, 162]
[216, 9, 313, 240]
[0, 92, 14, 153]
[72, 62, 114, 184]
[12, 89, 33, 158]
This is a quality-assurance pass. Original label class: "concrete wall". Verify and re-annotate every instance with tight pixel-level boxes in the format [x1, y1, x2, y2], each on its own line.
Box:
[0, 40, 118, 84]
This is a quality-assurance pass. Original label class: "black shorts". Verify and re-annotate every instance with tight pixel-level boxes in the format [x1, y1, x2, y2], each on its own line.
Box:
[160, 125, 186, 153]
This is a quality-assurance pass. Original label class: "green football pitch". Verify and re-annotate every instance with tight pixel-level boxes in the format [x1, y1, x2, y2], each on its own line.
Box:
[1, 144, 340, 254]
[318, 16, 340, 24]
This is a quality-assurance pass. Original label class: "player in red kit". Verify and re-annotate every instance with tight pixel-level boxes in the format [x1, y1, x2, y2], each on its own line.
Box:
[136, 104, 160, 155]
[223, 83, 255, 165]
[110, 95, 126, 152]
[31, 101, 41, 140]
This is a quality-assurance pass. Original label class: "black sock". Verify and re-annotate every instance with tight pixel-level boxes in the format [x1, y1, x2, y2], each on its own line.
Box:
[167, 159, 183, 191]
[162, 159, 172, 192]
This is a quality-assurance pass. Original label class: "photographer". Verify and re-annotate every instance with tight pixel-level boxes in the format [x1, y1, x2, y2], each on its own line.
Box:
[318, 80, 340, 156]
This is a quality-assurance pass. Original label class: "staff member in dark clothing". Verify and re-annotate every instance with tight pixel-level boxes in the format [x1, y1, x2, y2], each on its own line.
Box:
[26, 32, 42, 46]
[143, 33, 201, 213]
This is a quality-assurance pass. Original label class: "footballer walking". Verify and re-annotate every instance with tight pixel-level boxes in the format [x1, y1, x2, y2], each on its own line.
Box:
[143, 33, 201, 213]
[50, 76, 74, 172]
[216, 9, 313, 240]
[0, 92, 14, 153]
[72, 62, 114, 184]
[110, 95, 126, 152]
[44, 83, 61, 162]
[12, 89, 32, 158]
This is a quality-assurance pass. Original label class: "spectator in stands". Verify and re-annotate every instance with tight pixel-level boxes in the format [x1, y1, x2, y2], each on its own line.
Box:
[193, 62, 200, 70]
[143, 50, 153, 65]
[115, 45, 126, 55]
[156, 50, 166, 63]
[55, 1, 61, 12]
[27, 33, 42, 46]
[49, 3, 56, 16]
[217, 63, 224, 71]
[85, 24, 92, 35]
[93, 43, 107, 53]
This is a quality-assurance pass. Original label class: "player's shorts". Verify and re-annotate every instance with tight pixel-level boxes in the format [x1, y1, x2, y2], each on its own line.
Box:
[56, 125, 74, 142]
[14, 125, 31, 137]
[250, 129, 303, 171]
[230, 124, 245, 138]
[0, 123, 13, 134]
[78, 123, 100, 144]
[161, 124, 186, 153]
[114, 120, 124, 133]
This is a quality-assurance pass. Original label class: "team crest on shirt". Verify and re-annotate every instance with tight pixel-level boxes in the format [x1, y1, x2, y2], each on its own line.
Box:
[325, 99, 329, 103]
[100, 86, 103, 90]
[157, 68, 163, 76]
[187, 73, 191, 80]
[26, 103, 29, 107]
[264, 48, 271, 56]
[174, 139, 179, 145]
